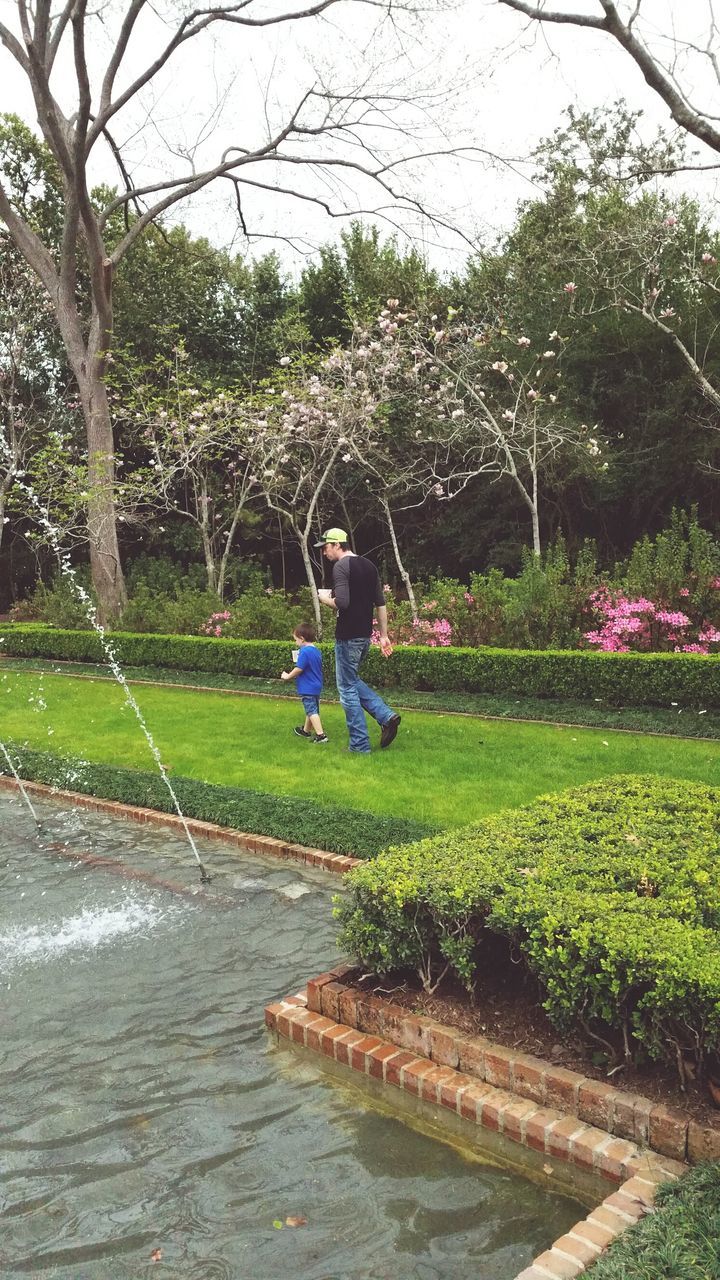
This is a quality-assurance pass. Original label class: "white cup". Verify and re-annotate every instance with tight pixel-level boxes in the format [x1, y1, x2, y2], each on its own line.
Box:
[291, 649, 299, 663]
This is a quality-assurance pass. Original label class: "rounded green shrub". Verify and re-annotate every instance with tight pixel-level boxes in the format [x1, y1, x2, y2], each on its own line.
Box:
[336, 775, 720, 1075]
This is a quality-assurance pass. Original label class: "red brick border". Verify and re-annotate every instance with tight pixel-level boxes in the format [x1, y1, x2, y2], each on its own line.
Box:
[305, 973, 720, 1165]
[267, 983, 688, 1280]
[0, 775, 360, 875]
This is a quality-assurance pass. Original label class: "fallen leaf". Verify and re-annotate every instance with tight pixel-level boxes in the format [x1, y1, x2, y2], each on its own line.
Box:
[285, 1216, 308, 1228]
[601, 740, 609, 746]
[150, 1248, 162, 1263]
[542, 1163, 554, 1176]
[273, 1220, 284, 1230]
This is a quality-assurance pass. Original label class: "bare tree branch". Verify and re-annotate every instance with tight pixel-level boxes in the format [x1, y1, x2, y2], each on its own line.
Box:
[499, 0, 720, 154]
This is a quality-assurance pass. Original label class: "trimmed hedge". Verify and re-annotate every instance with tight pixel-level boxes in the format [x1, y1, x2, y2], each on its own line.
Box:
[589, 1161, 720, 1279]
[2, 623, 720, 707]
[0, 744, 437, 859]
[336, 775, 720, 1077]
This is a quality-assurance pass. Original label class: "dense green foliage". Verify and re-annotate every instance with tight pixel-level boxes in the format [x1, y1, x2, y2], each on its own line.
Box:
[336, 776, 720, 1074]
[1, 743, 435, 858]
[3, 623, 720, 707]
[589, 1162, 720, 1280]
[4, 107, 720, 611]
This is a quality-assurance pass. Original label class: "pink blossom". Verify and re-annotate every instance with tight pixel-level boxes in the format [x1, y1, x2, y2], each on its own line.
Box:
[679, 587, 690, 597]
[563, 282, 576, 294]
[663, 215, 678, 227]
[655, 610, 691, 627]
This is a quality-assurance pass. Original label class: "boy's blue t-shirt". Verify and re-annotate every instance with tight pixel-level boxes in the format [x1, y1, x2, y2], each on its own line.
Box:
[296, 643, 323, 695]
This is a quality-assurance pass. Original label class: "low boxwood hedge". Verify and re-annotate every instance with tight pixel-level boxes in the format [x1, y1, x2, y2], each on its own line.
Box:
[589, 1161, 720, 1279]
[0, 744, 436, 859]
[336, 775, 720, 1078]
[2, 623, 719, 707]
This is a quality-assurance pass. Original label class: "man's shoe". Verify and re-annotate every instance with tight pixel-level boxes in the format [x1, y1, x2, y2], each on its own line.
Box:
[294, 726, 312, 739]
[380, 714, 401, 749]
[313, 733, 329, 744]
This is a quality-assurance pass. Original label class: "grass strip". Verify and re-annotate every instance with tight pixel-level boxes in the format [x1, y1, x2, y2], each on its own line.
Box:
[590, 1163, 720, 1280]
[2, 670, 719, 829]
[2, 656, 720, 739]
[0, 743, 436, 859]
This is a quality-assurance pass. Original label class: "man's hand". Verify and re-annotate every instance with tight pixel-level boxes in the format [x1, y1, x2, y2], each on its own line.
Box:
[379, 635, 394, 658]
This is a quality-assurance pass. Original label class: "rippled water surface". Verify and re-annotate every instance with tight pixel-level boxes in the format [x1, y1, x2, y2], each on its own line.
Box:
[1, 792, 581, 1279]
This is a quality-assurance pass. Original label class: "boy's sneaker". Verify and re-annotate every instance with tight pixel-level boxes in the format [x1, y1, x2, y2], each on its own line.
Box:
[313, 733, 330, 744]
[294, 726, 312, 739]
[380, 714, 401, 749]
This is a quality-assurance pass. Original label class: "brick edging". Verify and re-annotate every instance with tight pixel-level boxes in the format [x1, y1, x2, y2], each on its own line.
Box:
[0, 775, 360, 875]
[305, 970, 720, 1165]
[266, 986, 686, 1280]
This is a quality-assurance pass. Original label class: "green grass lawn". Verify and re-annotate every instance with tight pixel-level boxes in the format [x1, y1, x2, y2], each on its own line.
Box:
[2, 670, 719, 828]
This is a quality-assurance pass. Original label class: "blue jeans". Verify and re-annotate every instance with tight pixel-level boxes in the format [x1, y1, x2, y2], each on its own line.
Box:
[334, 638, 394, 753]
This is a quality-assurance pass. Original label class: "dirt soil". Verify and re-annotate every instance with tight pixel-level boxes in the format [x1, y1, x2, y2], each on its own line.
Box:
[347, 968, 720, 1132]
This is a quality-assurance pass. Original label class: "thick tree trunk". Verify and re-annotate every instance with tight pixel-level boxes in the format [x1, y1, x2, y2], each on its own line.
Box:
[78, 366, 127, 623]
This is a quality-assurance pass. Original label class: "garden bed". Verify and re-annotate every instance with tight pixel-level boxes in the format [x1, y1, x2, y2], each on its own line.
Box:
[347, 968, 720, 1133]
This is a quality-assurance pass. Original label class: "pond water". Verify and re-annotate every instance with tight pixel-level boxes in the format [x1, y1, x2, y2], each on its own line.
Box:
[1, 792, 582, 1279]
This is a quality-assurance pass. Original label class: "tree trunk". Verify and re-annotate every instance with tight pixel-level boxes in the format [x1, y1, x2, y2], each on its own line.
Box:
[530, 467, 541, 557]
[217, 508, 243, 601]
[298, 531, 323, 636]
[78, 366, 127, 624]
[381, 497, 418, 616]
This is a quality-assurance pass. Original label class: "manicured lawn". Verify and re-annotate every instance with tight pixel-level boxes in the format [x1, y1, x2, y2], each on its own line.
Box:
[2, 671, 719, 828]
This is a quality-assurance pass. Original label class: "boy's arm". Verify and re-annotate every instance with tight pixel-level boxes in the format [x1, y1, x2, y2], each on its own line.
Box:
[280, 666, 302, 681]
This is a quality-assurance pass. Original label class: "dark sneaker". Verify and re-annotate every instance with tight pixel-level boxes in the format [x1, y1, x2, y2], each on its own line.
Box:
[313, 733, 329, 744]
[294, 726, 312, 739]
[380, 714, 401, 749]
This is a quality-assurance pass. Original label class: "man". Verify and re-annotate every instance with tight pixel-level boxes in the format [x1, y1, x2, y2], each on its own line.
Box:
[315, 527, 401, 754]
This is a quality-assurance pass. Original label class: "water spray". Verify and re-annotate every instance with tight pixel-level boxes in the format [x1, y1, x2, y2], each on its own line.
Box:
[0, 740, 41, 828]
[0, 437, 211, 884]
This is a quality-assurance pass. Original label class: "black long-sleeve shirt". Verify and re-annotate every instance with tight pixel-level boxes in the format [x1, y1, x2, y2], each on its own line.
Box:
[332, 553, 385, 640]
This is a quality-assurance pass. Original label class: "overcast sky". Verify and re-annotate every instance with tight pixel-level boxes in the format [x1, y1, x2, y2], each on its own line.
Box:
[1, 0, 718, 275]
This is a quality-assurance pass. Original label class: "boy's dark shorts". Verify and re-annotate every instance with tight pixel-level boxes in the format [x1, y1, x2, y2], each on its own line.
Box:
[300, 694, 320, 716]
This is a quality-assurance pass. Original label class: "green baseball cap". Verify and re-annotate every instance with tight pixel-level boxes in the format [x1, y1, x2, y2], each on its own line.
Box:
[313, 527, 348, 546]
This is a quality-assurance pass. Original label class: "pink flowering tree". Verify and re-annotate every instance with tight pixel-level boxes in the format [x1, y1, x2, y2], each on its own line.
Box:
[354, 302, 599, 559]
[322, 308, 445, 618]
[116, 349, 259, 599]
[245, 345, 384, 634]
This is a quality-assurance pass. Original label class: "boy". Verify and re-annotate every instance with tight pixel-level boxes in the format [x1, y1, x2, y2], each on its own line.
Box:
[280, 623, 328, 744]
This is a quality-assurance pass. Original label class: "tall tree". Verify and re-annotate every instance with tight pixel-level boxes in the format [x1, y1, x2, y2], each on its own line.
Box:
[0, 0, 460, 621]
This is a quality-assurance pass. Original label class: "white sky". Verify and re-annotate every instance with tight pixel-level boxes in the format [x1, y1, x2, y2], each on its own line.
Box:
[1, 0, 718, 276]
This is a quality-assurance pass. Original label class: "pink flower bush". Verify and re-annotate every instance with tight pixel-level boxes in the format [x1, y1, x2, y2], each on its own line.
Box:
[200, 610, 231, 636]
[584, 589, 720, 654]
